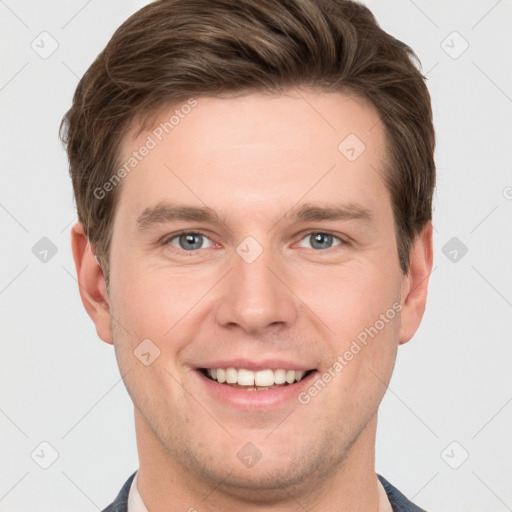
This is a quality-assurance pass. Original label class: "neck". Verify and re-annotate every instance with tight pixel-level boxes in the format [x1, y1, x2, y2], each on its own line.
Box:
[134, 409, 389, 512]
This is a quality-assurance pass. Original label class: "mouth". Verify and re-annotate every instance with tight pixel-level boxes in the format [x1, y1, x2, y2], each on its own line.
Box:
[199, 367, 316, 391]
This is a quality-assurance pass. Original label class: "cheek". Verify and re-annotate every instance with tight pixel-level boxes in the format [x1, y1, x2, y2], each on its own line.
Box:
[109, 256, 209, 340]
[293, 260, 402, 343]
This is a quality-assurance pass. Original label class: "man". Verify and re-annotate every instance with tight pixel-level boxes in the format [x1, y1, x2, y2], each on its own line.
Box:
[61, 0, 435, 510]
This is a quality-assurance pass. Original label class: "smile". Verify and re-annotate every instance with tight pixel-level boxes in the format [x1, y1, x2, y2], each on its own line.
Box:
[200, 367, 314, 391]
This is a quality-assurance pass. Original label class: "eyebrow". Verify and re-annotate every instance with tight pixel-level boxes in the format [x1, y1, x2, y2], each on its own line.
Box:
[136, 205, 219, 230]
[135, 202, 372, 231]
[291, 202, 372, 223]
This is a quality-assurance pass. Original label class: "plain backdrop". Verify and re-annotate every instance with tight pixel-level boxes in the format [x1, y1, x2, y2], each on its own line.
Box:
[1, 1, 511, 511]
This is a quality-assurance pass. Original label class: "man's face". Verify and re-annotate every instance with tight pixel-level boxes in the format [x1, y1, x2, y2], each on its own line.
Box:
[105, 90, 410, 492]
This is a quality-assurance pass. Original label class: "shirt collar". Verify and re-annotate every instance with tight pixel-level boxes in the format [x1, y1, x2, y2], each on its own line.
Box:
[127, 471, 149, 512]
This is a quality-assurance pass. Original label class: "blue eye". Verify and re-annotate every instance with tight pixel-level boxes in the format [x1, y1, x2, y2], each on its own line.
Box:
[167, 232, 214, 251]
[298, 232, 342, 250]
[164, 231, 342, 252]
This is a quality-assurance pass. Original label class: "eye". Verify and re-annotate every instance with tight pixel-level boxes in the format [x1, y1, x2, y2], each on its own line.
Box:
[297, 232, 342, 250]
[166, 232, 214, 251]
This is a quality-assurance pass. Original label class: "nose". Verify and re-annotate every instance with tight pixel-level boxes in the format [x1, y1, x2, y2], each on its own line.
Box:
[214, 243, 298, 335]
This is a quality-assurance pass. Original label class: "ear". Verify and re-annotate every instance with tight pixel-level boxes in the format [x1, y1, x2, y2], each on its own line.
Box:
[71, 222, 113, 344]
[398, 223, 434, 345]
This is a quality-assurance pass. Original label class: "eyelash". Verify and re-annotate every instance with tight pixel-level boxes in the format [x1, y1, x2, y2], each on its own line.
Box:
[161, 230, 346, 253]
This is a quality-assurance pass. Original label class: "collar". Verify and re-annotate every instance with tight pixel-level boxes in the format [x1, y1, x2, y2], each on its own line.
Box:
[126, 470, 421, 512]
[127, 471, 149, 512]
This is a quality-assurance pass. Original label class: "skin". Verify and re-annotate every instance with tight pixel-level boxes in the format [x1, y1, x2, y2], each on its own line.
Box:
[72, 89, 433, 512]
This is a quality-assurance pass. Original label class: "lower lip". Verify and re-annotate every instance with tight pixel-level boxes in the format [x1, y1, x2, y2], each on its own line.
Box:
[195, 370, 318, 409]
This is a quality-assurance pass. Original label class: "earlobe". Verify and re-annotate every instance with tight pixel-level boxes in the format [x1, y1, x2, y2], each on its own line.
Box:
[71, 223, 113, 344]
[398, 223, 434, 345]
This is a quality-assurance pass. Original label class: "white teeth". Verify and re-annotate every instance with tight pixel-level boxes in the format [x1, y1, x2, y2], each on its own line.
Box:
[205, 367, 309, 387]
[254, 369, 274, 387]
[285, 370, 296, 384]
[237, 369, 255, 386]
[274, 369, 287, 384]
[225, 367, 237, 384]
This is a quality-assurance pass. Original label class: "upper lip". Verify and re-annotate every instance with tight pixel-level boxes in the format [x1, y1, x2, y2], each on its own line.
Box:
[196, 359, 315, 372]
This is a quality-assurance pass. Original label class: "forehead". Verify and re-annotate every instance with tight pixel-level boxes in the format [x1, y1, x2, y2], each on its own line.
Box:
[116, 89, 390, 221]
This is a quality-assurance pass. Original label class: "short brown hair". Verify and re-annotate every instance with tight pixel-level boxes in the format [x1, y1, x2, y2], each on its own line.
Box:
[60, 0, 435, 278]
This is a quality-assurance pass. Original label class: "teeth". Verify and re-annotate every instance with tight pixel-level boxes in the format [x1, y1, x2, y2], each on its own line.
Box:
[274, 369, 287, 384]
[205, 367, 309, 386]
[226, 367, 237, 384]
[237, 369, 255, 386]
[254, 369, 274, 387]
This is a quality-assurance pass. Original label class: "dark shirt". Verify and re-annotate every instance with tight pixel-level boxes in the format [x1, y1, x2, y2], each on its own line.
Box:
[101, 471, 427, 512]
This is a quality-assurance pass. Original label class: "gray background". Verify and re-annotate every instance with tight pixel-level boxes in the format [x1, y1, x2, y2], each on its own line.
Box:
[1, 1, 511, 510]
